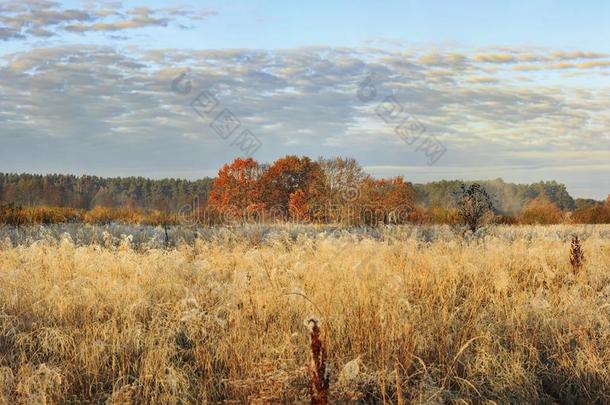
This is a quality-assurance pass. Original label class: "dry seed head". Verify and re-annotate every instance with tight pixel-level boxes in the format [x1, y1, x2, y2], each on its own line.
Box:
[569, 234, 585, 275]
[304, 316, 322, 333]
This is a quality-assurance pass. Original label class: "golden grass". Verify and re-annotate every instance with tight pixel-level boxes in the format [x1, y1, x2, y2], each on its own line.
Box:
[0, 225, 610, 403]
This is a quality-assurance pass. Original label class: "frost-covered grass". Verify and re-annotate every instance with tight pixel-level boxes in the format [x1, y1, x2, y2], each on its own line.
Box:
[0, 224, 609, 403]
[1, 222, 609, 249]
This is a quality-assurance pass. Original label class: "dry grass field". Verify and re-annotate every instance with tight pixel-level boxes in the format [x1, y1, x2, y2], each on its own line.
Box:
[1, 225, 610, 404]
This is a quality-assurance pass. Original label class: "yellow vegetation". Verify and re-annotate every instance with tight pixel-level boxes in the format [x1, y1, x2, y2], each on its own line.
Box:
[0, 225, 609, 403]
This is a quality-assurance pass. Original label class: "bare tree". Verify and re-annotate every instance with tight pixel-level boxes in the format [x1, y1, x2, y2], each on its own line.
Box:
[454, 183, 494, 233]
[318, 157, 366, 201]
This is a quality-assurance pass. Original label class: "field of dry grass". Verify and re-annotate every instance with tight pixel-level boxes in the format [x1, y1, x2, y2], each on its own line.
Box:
[1, 225, 610, 404]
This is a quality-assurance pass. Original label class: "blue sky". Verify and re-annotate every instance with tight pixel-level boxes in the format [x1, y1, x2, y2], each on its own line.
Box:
[6, 1, 610, 52]
[1, 0, 609, 198]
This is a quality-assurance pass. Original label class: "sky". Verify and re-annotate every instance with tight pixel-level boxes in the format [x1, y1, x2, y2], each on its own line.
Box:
[0, 1, 609, 199]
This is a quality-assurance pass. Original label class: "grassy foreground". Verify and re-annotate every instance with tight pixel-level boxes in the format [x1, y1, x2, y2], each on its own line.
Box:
[0, 226, 609, 403]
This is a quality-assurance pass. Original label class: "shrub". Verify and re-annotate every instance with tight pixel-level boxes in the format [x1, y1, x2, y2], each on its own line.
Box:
[0, 204, 82, 225]
[453, 183, 494, 232]
[519, 195, 563, 224]
[83, 207, 143, 225]
[571, 206, 610, 224]
[427, 206, 460, 225]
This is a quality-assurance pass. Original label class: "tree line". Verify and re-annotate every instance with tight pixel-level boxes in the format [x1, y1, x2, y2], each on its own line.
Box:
[1, 157, 609, 226]
[0, 173, 212, 211]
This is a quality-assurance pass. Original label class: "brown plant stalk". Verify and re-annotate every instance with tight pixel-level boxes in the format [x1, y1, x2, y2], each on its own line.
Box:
[570, 235, 584, 275]
[308, 318, 329, 405]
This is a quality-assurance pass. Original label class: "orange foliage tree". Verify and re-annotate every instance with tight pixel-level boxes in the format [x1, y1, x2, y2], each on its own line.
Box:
[208, 158, 264, 220]
[288, 189, 309, 221]
[358, 177, 415, 225]
[571, 206, 610, 224]
[572, 195, 610, 224]
[259, 156, 326, 221]
[519, 194, 563, 224]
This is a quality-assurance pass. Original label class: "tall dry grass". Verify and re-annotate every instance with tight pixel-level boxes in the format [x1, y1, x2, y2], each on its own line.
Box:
[0, 225, 609, 403]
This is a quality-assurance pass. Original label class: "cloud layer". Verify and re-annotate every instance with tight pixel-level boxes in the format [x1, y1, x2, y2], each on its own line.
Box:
[0, 0, 216, 41]
[0, 43, 609, 197]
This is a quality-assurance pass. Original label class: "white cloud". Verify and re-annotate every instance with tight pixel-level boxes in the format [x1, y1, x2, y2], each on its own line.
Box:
[0, 1, 218, 40]
[0, 45, 609, 197]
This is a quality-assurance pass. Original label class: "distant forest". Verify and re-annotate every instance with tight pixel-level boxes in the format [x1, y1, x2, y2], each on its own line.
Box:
[0, 169, 603, 216]
[0, 173, 213, 212]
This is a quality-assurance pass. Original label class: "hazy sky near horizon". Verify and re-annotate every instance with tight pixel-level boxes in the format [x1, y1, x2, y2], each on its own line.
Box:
[0, 1, 609, 198]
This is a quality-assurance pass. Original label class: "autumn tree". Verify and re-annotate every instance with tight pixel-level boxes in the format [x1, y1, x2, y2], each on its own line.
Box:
[259, 156, 325, 221]
[317, 157, 367, 222]
[288, 189, 308, 221]
[318, 157, 366, 200]
[358, 177, 415, 225]
[571, 195, 610, 224]
[208, 158, 264, 220]
[519, 194, 562, 224]
[571, 206, 610, 224]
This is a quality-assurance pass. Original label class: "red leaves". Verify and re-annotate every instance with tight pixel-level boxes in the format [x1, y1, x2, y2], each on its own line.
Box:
[259, 156, 326, 220]
[289, 189, 308, 221]
[208, 158, 263, 216]
[208, 156, 418, 224]
[358, 176, 416, 225]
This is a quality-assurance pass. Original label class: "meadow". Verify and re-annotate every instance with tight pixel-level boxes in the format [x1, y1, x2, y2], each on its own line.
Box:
[0, 224, 609, 404]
